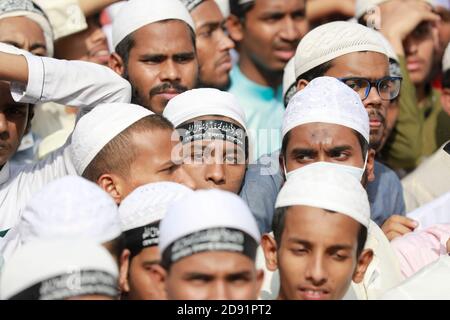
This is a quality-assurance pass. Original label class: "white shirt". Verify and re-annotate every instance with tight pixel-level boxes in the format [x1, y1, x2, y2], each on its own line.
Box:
[0, 53, 131, 236]
[381, 256, 450, 300]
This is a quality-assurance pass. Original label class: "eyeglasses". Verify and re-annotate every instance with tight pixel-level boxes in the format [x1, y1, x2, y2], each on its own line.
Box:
[338, 76, 402, 101]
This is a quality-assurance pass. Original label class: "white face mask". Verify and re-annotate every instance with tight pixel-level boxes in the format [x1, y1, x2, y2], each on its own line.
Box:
[284, 152, 369, 182]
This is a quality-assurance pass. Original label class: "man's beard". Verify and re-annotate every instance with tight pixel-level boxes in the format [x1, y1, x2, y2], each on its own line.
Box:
[197, 77, 232, 91]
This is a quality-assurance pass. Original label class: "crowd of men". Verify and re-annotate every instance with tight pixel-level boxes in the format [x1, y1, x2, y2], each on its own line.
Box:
[0, 0, 449, 300]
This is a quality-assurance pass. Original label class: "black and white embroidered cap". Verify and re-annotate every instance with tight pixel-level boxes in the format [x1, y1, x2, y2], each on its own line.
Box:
[119, 182, 194, 257]
[0, 240, 119, 300]
[159, 189, 260, 268]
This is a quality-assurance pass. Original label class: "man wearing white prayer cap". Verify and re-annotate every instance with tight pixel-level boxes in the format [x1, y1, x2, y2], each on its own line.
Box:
[179, 0, 235, 90]
[118, 182, 194, 300]
[0, 43, 132, 238]
[240, 22, 409, 237]
[261, 164, 373, 300]
[163, 88, 248, 194]
[0, 0, 54, 57]
[357, 1, 448, 171]
[109, 0, 199, 114]
[74, 103, 196, 203]
[0, 240, 119, 300]
[158, 189, 264, 300]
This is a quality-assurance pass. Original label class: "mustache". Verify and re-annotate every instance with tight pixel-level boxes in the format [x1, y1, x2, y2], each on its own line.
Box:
[368, 109, 386, 124]
[149, 82, 188, 97]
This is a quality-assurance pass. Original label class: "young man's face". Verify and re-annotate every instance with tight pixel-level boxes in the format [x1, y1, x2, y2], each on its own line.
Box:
[55, 15, 110, 66]
[179, 116, 247, 194]
[112, 128, 196, 201]
[0, 82, 29, 167]
[404, 21, 436, 85]
[263, 205, 371, 300]
[192, 1, 235, 90]
[322, 51, 390, 150]
[125, 246, 166, 300]
[165, 251, 263, 300]
[0, 16, 47, 56]
[282, 123, 375, 183]
[119, 20, 198, 114]
[234, 0, 308, 73]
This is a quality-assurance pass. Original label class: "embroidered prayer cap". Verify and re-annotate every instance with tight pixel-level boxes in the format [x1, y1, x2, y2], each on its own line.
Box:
[275, 164, 371, 228]
[0, 239, 119, 300]
[119, 182, 194, 232]
[69, 102, 154, 175]
[159, 189, 261, 267]
[112, 0, 195, 50]
[282, 76, 370, 142]
[163, 88, 247, 130]
[294, 21, 387, 79]
[443, 42, 450, 72]
[283, 57, 297, 107]
[180, 0, 205, 12]
[0, 0, 54, 56]
[355, 0, 435, 18]
[19, 176, 121, 245]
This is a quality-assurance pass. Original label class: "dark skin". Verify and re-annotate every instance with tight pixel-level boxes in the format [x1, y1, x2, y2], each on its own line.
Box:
[228, 0, 308, 89]
[0, 17, 47, 56]
[109, 20, 199, 114]
[192, 0, 235, 90]
[0, 82, 29, 169]
[119, 246, 166, 300]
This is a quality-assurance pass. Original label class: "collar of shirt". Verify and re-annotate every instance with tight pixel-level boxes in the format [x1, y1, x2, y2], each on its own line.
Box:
[0, 162, 10, 186]
[231, 66, 283, 102]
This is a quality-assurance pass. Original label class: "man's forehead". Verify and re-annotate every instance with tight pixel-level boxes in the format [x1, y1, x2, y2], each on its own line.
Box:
[284, 206, 360, 243]
[131, 20, 194, 50]
[289, 123, 358, 144]
[174, 251, 254, 272]
[253, 0, 305, 13]
[325, 51, 389, 79]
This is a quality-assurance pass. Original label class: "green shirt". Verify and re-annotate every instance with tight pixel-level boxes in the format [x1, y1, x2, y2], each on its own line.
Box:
[382, 56, 450, 170]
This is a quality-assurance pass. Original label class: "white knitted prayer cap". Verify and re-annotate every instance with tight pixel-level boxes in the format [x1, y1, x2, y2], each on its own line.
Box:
[112, 0, 195, 49]
[119, 182, 194, 232]
[19, 176, 121, 245]
[282, 76, 370, 142]
[69, 103, 154, 175]
[294, 21, 387, 78]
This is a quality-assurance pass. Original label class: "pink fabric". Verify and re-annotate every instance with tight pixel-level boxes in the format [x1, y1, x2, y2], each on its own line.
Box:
[391, 224, 450, 278]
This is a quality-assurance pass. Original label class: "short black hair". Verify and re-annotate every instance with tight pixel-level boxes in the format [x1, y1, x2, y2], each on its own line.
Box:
[296, 61, 333, 83]
[281, 129, 369, 162]
[230, 0, 255, 20]
[272, 207, 368, 257]
[443, 69, 450, 89]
